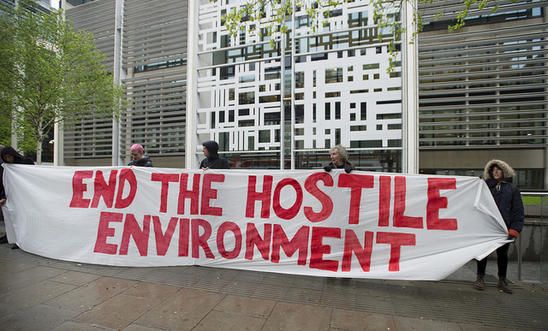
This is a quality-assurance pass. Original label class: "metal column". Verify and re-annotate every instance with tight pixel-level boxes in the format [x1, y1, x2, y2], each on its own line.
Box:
[111, 0, 124, 166]
[401, 0, 419, 174]
[185, 0, 199, 169]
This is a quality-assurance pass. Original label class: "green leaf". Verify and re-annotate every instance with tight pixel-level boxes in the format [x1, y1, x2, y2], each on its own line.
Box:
[0, 0, 123, 161]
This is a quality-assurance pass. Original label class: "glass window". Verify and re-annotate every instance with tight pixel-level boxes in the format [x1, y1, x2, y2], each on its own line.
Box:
[325, 68, 343, 83]
[239, 92, 255, 104]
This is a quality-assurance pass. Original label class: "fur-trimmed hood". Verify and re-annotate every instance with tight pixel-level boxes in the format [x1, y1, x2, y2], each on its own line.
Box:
[483, 159, 515, 180]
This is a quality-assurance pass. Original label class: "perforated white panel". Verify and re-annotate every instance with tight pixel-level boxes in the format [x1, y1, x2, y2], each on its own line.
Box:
[195, 0, 402, 154]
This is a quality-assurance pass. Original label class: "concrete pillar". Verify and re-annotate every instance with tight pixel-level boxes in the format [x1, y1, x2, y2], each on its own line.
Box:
[112, 0, 124, 166]
[53, 0, 67, 166]
[401, 0, 419, 174]
[53, 121, 64, 166]
[185, 0, 199, 169]
[544, 6, 548, 190]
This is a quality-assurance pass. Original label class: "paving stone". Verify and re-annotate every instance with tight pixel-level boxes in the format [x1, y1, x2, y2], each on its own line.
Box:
[134, 288, 225, 330]
[0, 260, 36, 273]
[330, 309, 396, 331]
[222, 279, 258, 297]
[459, 324, 513, 331]
[250, 283, 288, 301]
[214, 295, 276, 318]
[0, 280, 77, 316]
[122, 281, 179, 306]
[393, 316, 462, 331]
[284, 287, 322, 305]
[0, 304, 79, 331]
[193, 310, 265, 331]
[46, 276, 135, 313]
[113, 267, 157, 281]
[76, 294, 156, 330]
[0, 266, 67, 293]
[262, 302, 332, 331]
[123, 324, 165, 331]
[52, 321, 116, 331]
[50, 271, 101, 286]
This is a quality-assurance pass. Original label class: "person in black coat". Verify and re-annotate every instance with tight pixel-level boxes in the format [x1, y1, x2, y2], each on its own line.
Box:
[200, 140, 229, 169]
[128, 144, 153, 167]
[0, 146, 3, 235]
[0, 147, 34, 206]
[0, 147, 34, 246]
[473, 159, 524, 294]
[323, 145, 353, 173]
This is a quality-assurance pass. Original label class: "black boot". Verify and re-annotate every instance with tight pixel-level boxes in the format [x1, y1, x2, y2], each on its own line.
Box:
[497, 277, 512, 294]
[0, 234, 7, 244]
[473, 275, 485, 290]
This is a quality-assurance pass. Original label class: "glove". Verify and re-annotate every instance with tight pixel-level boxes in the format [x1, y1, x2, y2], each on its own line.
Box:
[508, 228, 519, 239]
[344, 163, 353, 174]
[323, 165, 333, 172]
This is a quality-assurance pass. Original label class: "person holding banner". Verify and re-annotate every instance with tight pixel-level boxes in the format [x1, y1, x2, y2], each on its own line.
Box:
[128, 144, 153, 167]
[474, 159, 524, 294]
[0, 147, 34, 246]
[200, 140, 230, 169]
[0, 145, 4, 243]
[324, 145, 353, 173]
[0, 147, 34, 209]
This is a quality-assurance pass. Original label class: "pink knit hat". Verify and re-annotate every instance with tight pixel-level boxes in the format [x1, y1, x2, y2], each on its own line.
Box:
[130, 144, 144, 154]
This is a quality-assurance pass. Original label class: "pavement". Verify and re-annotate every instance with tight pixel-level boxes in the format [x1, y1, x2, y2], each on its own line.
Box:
[0, 242, 547, 331]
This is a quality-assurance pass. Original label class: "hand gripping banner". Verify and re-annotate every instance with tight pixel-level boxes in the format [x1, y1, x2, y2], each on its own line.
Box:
[1, 164, 509, 280]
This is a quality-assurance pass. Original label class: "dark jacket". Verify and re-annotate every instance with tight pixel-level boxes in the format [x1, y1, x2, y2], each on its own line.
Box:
[0, 160, 3, 200]
[128, 155, 153, 167]
[200, 156, 230, 169]
[200, 141, 230, 169]
[483, 159, 524, 232]
[0, 147, 34, 200]
[324, 160, 353, 174]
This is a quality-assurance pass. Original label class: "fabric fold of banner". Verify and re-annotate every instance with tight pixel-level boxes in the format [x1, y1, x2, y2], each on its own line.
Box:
[1, 164, 508, 280]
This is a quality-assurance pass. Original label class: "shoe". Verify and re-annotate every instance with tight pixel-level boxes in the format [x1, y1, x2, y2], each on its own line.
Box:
[473, 275, 485, 290]
[497, 278, 513, 294]
[0, 234, 7, 244]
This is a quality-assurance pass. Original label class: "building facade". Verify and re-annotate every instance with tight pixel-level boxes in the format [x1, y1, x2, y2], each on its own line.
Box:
[64, 0, 188, 167]
[62, 0, 547, 189]
[187, 0, 404, 171]
[1, 0, 52, 12]
[418, 0, 547, 189]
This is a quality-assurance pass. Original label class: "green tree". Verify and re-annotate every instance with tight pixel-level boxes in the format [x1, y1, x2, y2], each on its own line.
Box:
[0, 11, 15, 148]
[0, 1, 123, 163]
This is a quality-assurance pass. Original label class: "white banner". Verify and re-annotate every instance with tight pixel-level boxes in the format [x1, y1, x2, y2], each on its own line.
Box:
[1, 164, 509, 280]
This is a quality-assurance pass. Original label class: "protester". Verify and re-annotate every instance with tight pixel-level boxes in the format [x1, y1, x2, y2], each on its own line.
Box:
[0, 145, 4, 243]
[323, 145, 353, 173]
[0, 147, 34, 247]
[128, 144, 153, 167]
[200, 140, 230, 169]
[473, 159, 524, 294]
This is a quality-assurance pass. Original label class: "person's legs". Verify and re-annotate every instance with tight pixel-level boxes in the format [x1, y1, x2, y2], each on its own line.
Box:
[473, 258, 487, 290]
[477, 258, 487, 276]
[0, 210, 6, 244]
[496, 243, 510, 278]
[496, 243, 512, 294]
